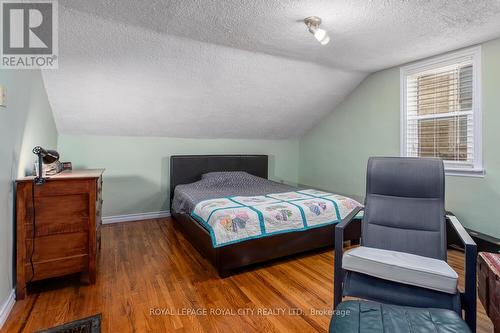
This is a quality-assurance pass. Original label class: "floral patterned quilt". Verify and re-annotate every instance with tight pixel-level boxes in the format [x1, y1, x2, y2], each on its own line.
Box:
[191, 189, 362, 248]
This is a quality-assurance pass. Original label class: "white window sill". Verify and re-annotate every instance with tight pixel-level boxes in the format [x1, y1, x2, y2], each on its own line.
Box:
[445, 168, 485, 178]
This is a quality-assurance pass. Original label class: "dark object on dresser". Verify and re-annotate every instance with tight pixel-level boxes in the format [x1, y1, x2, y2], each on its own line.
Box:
[37, 314, 101, 333]
[478, 252, 500, 333]
[16, 169, 104, 300]
[170, 155, 361, 277]
[32, 146, 60, 185]
[468, 230, 500, 253]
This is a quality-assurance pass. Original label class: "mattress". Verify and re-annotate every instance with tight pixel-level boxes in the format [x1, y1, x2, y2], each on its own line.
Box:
[171, 171, 296, 214]
[171, 172, 363, 247]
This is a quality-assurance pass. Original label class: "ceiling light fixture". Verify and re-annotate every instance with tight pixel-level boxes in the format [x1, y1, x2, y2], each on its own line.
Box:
[304, 16, 330, 46]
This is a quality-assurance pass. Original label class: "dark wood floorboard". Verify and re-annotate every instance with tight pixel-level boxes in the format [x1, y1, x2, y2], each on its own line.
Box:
[1, 218, 494, 332]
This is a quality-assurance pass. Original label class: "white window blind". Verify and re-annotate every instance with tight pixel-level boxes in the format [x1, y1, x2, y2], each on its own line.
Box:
[401, 47, 482, 176]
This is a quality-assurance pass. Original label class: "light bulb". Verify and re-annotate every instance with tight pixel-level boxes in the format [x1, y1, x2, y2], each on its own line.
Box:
[304, 16, 330, 46]
[313, 28, 330, 45]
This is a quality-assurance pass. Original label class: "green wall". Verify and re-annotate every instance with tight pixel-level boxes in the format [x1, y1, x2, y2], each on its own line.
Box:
[58, 135, 299, 217]
[299, 37, 500, 238]
[58, 37, 500, 238]
[0, 70, 58, 313]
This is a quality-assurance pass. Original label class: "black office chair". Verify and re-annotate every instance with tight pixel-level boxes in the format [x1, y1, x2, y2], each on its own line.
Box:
[334, 157, 477, 331]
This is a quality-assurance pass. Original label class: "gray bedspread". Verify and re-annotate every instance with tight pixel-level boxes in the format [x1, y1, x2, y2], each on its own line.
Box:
[171, 171, 297, 214]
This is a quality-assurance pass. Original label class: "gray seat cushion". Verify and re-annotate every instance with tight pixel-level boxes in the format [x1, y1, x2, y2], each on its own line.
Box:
[330, 300, 471, 333]
[342, 246, 458, 294]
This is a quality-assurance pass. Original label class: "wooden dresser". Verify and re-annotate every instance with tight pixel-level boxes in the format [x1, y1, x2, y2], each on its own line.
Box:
[16, 169, 104, 299]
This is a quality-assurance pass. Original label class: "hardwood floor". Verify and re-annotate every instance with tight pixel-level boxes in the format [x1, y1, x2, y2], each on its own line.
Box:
[2, 218, 494, 333]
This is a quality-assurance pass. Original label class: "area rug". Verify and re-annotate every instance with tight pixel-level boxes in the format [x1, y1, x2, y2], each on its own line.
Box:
[37, 314, 101, 333]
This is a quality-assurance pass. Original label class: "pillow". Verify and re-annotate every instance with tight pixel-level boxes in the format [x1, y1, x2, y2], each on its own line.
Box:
[201, 171, 251, 179]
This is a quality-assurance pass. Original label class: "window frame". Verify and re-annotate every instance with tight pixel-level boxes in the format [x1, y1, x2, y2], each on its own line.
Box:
[400, 46, 483, 177]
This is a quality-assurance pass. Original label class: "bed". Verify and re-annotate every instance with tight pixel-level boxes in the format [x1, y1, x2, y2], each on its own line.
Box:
[170, 154, 362, 277]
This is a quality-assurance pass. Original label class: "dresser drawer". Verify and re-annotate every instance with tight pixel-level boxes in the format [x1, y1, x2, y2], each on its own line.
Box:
[25, 221, 88, 238]
[26, 255, 88, 281]
[24, 193, 90, 237]
[25, 232, 88, 263]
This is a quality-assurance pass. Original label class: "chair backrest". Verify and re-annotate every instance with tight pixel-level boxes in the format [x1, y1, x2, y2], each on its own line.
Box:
[362, 157, 446, 260]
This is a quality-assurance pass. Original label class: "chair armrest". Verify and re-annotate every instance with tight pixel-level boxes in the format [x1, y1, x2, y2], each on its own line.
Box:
[446, 214, 477, 332]
[337, 205, 364, 230]
[334, 206, 363, 308]
[447, 214, 475, 246]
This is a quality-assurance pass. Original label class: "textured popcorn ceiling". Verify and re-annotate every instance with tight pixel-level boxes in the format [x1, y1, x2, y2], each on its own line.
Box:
[43, 0, 500, 139]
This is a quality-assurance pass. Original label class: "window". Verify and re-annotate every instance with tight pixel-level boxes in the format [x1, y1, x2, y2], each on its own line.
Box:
[401, 47, 483, 176]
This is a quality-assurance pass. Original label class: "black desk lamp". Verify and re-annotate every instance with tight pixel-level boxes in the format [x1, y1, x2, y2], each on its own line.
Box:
[32, 146, 60, 185]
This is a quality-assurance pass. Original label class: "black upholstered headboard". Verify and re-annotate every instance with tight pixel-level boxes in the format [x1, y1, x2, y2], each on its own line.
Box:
[169, 155, 268, 203]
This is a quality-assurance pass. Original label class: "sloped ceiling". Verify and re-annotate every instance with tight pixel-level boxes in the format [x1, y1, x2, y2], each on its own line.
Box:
[43, 0, 500, 139]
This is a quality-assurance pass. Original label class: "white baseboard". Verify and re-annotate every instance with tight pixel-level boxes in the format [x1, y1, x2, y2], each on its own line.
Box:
[0, 289, 15, 330]
[102, 210, 171, 224]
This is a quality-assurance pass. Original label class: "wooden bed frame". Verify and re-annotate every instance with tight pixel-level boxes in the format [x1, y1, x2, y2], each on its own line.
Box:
[170, 155, 361, 277]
